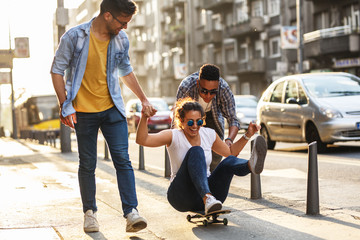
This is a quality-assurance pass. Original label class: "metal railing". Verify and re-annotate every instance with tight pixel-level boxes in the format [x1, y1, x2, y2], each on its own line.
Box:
[304, 25, 360, 43]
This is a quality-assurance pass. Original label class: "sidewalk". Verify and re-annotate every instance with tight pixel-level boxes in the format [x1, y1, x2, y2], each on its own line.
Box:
[1, 137, 360, 240]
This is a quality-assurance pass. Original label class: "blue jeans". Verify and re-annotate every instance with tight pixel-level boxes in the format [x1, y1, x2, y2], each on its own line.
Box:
[167, 146, 250, 212]
[75, 106, 137, 217]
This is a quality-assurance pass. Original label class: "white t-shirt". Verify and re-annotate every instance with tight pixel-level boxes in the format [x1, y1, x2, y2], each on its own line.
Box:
[166, 127, 217, 182]
[198, 97, 212, 112]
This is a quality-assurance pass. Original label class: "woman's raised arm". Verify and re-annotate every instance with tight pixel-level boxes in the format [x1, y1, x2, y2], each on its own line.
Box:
[135, 114, 173, 147]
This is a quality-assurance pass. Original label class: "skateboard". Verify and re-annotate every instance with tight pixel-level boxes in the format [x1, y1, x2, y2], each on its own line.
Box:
[186, 209, 231, 226]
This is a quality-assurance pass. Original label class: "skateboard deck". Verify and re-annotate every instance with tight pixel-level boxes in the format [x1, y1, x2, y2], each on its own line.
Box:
[186, 209, 231, 226]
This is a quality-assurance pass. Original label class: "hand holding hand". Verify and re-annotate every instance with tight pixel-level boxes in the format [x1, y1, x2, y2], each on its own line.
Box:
[141, 100, 157, 117]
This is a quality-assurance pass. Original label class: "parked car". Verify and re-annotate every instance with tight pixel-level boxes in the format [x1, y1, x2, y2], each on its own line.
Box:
[126, 98, 172, 135]
[234, 95, 258, 130]
[257, 72, 360, 152]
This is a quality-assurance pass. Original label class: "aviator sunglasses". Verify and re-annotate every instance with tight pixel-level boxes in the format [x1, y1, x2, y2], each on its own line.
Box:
[187, 119, 204, 127]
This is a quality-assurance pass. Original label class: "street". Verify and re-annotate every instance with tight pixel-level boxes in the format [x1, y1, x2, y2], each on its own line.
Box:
[1, 136, 360, 239]
[124, 132, 360, 214]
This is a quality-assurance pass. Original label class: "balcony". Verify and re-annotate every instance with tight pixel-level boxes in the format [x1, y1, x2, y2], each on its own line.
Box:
[202, 0, 233, 12]
[238, 58, 266, 74]
[304, 26, 360, 57]
[204, 30, 223, 44]
[225, 17, 265, 38]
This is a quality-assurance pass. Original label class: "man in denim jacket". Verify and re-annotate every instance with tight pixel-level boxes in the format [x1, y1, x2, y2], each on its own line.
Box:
[51, 0, 155, 233]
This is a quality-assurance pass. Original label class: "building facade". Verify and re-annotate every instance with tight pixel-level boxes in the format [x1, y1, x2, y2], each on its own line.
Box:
[54, 0, 360, 103]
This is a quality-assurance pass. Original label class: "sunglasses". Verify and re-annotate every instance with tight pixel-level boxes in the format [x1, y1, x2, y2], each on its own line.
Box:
[109, 12, 129, 28]
[198, 84, 218, 95]
[187, 119, 204, 127]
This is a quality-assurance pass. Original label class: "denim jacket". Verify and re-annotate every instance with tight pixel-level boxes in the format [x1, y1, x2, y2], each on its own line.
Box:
[50, 18, 133, 117]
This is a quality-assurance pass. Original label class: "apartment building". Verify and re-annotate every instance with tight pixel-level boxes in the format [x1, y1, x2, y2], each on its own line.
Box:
[55, 0, 360, 102]
[303, 0, 360, 76]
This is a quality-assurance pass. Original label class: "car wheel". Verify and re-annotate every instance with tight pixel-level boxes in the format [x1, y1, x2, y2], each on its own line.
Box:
[306, 123, 327, 153]
[260, 125, 276, 150]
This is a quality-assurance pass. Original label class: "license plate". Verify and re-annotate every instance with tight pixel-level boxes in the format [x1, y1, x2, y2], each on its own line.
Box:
[357, 122, 360, 130]
[155, 124, 168, 129]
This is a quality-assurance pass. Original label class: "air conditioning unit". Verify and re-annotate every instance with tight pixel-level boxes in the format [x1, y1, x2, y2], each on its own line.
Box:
[263, 15, 270, 25]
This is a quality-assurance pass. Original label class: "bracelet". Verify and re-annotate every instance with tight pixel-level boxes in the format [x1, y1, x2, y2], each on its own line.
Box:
[243, 133, 251, 140]
[225, 138, 233, 143]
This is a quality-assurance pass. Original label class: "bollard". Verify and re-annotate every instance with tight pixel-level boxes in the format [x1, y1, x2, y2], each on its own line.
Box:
[164, 146, 171, 178]
[306, 141, 320, 215]
[250, 139, 262, 199]
[139, 145, 145, 170]
[104, 141, 110, 161]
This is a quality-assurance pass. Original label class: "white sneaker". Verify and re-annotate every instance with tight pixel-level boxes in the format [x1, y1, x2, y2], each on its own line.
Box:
[204, 194, 222, 215]
[84, 209, 99, 233]
[126, 209, 147, 232]
[249, 135, 267, 174]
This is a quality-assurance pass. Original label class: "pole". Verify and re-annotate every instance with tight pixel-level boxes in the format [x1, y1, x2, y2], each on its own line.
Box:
[250, 139, 262, 199]
[139, 145, 145, 170]
[306, 141, 320, 215]
[296, 0, 304, 73]
[9, 25, 17, 139]
[57, 0, 71, 152]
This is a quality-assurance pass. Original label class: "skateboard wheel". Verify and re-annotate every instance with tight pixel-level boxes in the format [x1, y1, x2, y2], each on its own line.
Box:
[203, 220, 208, 226]
[223, 218, 228, 225]
[186, 215, 191, 222]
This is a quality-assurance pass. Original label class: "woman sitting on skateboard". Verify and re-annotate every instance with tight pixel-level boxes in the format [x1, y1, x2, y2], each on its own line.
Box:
[136, 97, 267, 214]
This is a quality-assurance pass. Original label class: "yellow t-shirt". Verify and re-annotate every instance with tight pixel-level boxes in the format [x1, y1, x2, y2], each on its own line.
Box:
[73, 31, 114, 112]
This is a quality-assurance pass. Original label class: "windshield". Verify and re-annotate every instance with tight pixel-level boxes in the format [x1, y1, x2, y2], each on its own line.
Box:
[303, 75, 360, 98]
[235, 97, 258, 108]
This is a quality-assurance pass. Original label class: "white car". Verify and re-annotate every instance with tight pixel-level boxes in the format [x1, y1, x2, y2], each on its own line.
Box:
[257, 72, 360, 152]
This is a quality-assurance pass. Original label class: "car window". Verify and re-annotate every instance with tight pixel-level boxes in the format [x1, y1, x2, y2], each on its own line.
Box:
[298, 86, 308, 104]
[285, 80, 298, 103]
[303, 75, 360, 98]
[270, 81, 285, 103]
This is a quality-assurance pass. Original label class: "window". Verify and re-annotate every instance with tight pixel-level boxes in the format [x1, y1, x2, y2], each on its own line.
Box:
[285, 80, 298, 103]
[214, 49, 222, 66]
[254, 40, 264, 58]
[298, 86, 308, 105]
[235, 0, 249, 23]
[212, 14, 222, 31]
[224, 40, 237, 62]
[239, 43, 248, 63]
[269, 37, 281, 58]
[268, 0, 280, 17]
[343, 4, 360, 31]
[270, 81, 284, 103]
[314, 11, 330, 30]
[252, 0, 263, 17]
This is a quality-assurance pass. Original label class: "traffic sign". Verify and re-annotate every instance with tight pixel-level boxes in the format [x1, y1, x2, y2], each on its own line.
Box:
[14, 37, 30, 58]
[0, 71, 11, 84]
[0, 50, 13, 68]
